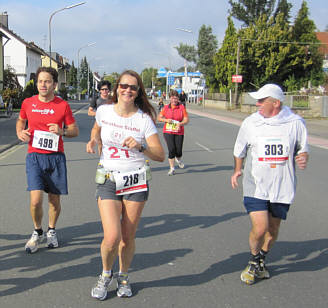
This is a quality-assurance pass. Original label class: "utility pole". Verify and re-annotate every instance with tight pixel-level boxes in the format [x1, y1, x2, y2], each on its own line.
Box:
[234, 38, 241, 107]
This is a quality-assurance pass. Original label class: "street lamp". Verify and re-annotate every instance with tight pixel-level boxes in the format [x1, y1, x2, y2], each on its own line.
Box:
[176, 27, 193, 77]
[77, 42, 96, 100]
[48, 2, 86, 67]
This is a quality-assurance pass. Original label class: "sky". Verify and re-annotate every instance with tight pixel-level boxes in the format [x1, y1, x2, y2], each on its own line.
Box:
[1, 0, 327, 75]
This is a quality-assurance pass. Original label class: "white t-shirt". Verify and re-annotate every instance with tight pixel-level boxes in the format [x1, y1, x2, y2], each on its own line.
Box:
[233, 106, 308, 204]
[96, 104, 157, 172]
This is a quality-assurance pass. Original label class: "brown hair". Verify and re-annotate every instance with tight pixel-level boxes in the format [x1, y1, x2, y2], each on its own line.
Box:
[169, 89, 179, 98]
[36, 67, 58, 83]
[112, 70, 156, 122]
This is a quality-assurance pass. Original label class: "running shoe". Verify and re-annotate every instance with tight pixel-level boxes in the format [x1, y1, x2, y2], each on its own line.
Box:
[117, 274, 132, 298]
[240, 261, 259, 285]
[91, 274, 113, 301]
[175, 158, 185, 169]
[258, 259, 270, 279]
[46, 229, 59, 248]
[168, 169, 175, 176]
[25, 231, 44, 254]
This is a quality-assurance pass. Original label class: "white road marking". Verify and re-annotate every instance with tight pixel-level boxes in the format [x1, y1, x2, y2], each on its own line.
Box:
[195, 142, 213, 153]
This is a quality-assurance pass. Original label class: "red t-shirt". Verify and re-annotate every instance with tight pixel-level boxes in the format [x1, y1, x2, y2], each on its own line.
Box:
[160, 103, 187, 135]
[19, 95, 76, 153]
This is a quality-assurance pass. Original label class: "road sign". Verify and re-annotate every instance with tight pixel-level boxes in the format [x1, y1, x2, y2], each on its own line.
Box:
[232, 75, 242, 83]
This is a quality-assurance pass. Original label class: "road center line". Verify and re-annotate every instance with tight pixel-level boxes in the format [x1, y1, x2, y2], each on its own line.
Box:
[196, 142, 213, 152]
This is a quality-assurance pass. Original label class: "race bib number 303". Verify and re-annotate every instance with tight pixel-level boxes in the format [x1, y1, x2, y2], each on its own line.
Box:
[257, 136, 289, 163]
[32, 130, 59, 152]
[114, 167, 147, 195]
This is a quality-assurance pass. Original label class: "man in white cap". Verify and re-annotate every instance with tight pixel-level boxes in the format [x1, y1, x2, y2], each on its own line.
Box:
[231, 84, 309, 285]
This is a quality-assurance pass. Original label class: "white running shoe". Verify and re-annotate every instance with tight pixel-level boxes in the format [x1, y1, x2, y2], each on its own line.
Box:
[25, 231, 44, 254]
[168, 168, 175, 176]
[91, 274, 113, 301]
[175, 158, 184, 169]
[117, 274, 132, 298]
[47, 229, 59, 248]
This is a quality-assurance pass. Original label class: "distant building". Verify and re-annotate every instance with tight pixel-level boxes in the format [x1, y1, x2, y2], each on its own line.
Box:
[315, 32, 328, 73]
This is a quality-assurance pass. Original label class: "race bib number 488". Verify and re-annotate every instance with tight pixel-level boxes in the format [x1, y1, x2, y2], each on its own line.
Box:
[257, 136, 289, 163]
[32, 130, 59, 152]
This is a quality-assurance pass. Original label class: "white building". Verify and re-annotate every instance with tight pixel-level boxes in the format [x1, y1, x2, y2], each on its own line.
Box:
[0, 13, 42, 88]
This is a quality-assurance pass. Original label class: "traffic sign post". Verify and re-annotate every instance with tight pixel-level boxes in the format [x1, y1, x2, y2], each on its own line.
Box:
[232, 75, 242, 83]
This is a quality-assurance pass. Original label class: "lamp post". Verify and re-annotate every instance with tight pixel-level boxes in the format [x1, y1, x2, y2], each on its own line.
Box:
[48, 2, 86, 67]
[176, 28, 193, 77]
[77, 42, 96, 100]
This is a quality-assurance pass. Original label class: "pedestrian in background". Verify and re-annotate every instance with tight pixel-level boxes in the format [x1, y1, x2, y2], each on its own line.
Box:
[87, 70, 164, 300]
[157, 89, 189, 175]
[179, 90, 187, 107]
[16, 66, 79, 254]
[231, 84, 309, 285]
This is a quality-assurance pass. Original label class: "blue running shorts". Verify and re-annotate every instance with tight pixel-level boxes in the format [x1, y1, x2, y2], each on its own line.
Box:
[243, 197, 290, 220]
[26, 152, 68, 194]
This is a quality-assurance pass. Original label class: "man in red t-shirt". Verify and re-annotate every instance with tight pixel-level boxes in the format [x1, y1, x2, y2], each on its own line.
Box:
[16, 67, 79, 254]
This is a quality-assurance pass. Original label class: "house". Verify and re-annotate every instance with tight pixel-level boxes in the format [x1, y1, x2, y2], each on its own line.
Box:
[0, 13, 43, 88]
[0, 29, 10, 91]
[315, 32, 328, 73]
[0, 12, 70, 90]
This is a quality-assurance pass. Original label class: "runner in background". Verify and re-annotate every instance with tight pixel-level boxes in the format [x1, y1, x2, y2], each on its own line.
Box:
[157, 89, 189, 175]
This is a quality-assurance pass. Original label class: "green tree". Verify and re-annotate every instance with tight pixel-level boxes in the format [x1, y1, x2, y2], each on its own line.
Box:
[213, 16, 238, 92]
[197, 25, 218, 88]
[67, 61, 77, 89]
[290, 0, 324, 88]
[79, 56, 89, 91]
[228, 0, 289, 26]
[175, 43, 197, 64]
[103, 72, 120, 87]
[140, 67, 157, 89]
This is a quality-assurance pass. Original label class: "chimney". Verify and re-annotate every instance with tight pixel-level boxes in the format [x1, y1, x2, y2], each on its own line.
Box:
[0, 12, 8, 28]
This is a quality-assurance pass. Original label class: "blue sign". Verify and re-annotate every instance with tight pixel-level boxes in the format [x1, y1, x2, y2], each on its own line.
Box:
[157, 67, 167, 78]
[168, 75, 175, 85]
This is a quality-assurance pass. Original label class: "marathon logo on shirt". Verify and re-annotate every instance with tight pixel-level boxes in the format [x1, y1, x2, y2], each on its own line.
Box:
[101, 120, 140, 133]
[32, 108, 55, 115]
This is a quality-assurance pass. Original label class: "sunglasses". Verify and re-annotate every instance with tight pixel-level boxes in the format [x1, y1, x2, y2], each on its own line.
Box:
[100, 88, 109, 91]
[119, 83, 139, 91]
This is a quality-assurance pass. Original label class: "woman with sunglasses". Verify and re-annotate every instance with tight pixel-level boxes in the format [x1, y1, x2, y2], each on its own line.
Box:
[88, 80, 112, 117]
[157, 89, 189, 175]
[87, 70, 164, 300]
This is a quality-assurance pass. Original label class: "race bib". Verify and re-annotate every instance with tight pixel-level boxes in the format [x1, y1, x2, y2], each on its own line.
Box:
[166, 120, 180, 132]
[113, 167, 147, 195]
[257, 136, 289, 163]
[32, 130, 59, 152]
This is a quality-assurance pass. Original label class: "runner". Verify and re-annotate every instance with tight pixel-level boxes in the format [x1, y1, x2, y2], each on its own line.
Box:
[86, 70, 164, 300]
[88, 80, 112, 117]
[157, 89, 189, 175]
[231, 84, 309, 285]
[16, 66, 79, 253]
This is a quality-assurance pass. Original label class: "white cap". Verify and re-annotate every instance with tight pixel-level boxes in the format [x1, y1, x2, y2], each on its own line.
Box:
[249, 84, 285, 102]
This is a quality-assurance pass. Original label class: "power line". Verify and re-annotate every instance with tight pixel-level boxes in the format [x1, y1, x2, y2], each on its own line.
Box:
[241, 38, 328, 45]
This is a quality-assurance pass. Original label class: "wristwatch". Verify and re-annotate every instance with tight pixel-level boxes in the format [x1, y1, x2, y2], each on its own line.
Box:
[139, 144, 147, 152]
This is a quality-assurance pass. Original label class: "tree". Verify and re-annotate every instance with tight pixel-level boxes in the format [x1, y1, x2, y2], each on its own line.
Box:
[228, 0, 290, 26]
[175, 43, 197, 64]
[67, 61, 77, 89]
[213, 16, 238, 92]
[290, 0, 324, 88]
[197, 25, 218, 87]
[103, 72, 120, 87]
[140, 67, 157, 89]
[79, 56, 89, 91]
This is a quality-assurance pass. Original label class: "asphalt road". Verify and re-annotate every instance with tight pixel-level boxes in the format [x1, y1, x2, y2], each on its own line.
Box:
[0, 103, 327, 308]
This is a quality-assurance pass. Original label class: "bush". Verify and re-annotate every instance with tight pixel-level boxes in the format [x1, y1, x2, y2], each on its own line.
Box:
[22, 79, 38, 100]
[0, 87, 22, 108]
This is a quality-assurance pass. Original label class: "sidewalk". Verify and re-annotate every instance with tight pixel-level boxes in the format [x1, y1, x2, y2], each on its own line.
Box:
[185, 102, 328, 150]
